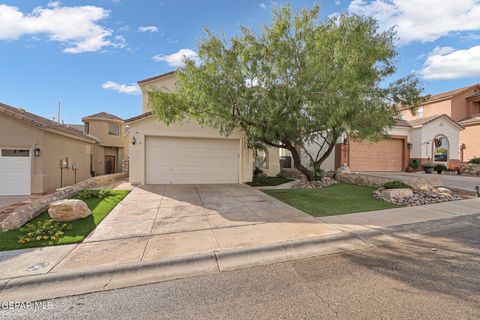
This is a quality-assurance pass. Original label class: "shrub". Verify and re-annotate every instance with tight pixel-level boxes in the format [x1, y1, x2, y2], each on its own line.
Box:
[434, 164, 447, 173]
[383, 181, 412, 189]
[18, 220, 72, 244]
[76, 189, 115, 199]
[468, 157, 480, 164]
[252, 175, 266, 185]
[314, 168, 325, 181]
[253, 167, 264, 177]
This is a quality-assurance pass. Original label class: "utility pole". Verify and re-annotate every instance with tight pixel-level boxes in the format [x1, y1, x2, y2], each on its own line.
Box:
[57, 101, 61, 124]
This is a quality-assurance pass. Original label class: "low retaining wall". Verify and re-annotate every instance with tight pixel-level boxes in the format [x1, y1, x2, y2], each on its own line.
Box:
[335, 172, 434, 191]
[1, 173, 128, 231]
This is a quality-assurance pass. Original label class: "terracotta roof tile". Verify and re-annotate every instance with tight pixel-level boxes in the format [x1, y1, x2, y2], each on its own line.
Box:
[125, 111, 153, 123]
[0, 102, 96, 142]
[81, 112, 124, 122]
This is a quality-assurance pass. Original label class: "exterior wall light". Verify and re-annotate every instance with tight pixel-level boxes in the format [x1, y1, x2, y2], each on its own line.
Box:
[343, 137, 349, 145]
[407, 142, 413, 149]
[132, 136, 136, 145]
[34, 148, 41, 156]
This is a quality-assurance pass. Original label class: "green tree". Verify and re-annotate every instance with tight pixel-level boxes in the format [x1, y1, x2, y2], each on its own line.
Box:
[147, 5, 425, 181]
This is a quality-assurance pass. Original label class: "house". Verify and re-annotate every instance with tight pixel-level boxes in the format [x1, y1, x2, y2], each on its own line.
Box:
[80, 112, 128, 176]
[399, 84, 480, 162]
[0, 102, 96, 195]
[280, 116, 464, 173]
[126, 71, 279, 185]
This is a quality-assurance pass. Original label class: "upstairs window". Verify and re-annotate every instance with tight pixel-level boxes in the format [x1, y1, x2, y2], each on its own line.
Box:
[109, 123, 120, 136]
[84, 122, 89, 134]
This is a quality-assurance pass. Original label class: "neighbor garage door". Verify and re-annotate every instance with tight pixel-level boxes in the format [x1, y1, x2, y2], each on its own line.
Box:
[349, 139, 404, 172]
[0, 148, 31, 195]
[145, 136, 240, 184]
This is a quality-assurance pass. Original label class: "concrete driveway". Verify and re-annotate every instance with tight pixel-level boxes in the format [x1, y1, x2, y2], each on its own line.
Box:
[51, 184, 342, 272]
[362, 171, 480, 193]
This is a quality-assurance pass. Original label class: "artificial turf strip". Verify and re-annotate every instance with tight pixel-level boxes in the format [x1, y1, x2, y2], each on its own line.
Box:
[0, 190, 130, 251]
[262, 184, 400, 217]
[246, 176, 294, 187]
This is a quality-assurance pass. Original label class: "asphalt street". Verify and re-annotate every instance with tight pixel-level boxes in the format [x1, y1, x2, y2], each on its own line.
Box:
[2, 225, 480, 320]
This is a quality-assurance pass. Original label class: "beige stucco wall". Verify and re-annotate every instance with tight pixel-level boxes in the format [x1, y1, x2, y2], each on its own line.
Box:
[460, 125, 480, 161]
[128, 117, 253, 184]
[84, 119, 128, 175]
[140, 74, 178, 113]
[0, 115, 93, 194]
[401, 100, 452, 121]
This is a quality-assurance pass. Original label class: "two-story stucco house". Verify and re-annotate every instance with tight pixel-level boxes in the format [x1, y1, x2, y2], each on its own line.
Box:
[126, 71, 280, 185]
[399, 84, 480, 162]
[80, 112, 128, 176]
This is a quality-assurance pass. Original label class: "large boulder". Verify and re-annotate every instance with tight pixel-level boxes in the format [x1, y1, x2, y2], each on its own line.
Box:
[380, 188, 413, 201]
[48, 199, 91, 221]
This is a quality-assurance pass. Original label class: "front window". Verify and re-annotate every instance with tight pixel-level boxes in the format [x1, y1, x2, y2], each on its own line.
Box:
[84, 122, 89, 134]
[1, 149, 30, 157]
[108, 123, 120, 136]
[433, 135, 449, 162]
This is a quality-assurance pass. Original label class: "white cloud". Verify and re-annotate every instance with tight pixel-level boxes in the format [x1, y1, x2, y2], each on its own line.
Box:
[101, 81, 140, 95]
[423, 46, 480, 80]
[0, 3, 124, 53]
[138, 25, 159, 33]
[152, 48, 199, 67]
[349, 0, 480, 44]
[259, 3, 267, 10]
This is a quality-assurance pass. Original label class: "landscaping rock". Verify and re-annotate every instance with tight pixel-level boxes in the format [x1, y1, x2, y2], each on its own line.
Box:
[373, 188, 463, 206]
[432, 187, 453, 195]
[48, 199, 91, 222]
[291, 178, 339, 189]
[380, 188, 414, 201]
[336, 164, 351, 174]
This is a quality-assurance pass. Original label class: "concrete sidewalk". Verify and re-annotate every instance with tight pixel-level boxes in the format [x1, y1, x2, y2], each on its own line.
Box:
[0, 186, 478, 301]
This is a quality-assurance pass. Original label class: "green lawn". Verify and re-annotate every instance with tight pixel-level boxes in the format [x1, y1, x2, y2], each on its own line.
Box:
[262, 184, 400, 217]
[247, 176, 294, 187]
[0, 190, 129, 251]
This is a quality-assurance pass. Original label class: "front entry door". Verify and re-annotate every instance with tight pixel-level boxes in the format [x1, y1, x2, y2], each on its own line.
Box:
[105, 155, 115, 174]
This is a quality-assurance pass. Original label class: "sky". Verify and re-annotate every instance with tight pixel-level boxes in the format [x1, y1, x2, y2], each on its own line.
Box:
[1, 0, 480, 123]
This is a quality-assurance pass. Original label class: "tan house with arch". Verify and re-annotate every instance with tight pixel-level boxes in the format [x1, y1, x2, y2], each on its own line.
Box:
[399, 84, 480, 162]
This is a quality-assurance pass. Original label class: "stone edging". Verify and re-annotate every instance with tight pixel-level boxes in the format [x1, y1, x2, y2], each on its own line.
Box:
[0, 173, 128, 231]
[335, 172, 434, 191]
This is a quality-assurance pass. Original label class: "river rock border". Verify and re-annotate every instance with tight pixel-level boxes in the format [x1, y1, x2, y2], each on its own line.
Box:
[0, 173, 127, 231]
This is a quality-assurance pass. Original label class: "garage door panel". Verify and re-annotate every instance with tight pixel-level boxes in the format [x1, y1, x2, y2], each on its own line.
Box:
[145, 137, 239, 184]
[0, 153, 31, 195]
[349, 139, 403, 172]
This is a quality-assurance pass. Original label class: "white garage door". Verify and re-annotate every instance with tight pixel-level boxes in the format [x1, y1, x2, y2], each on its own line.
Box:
[145, 137, 240, 184]
[0, 148, 31, 195]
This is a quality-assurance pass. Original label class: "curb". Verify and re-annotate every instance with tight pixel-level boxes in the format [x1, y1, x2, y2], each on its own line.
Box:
[1, 213, 479, 302]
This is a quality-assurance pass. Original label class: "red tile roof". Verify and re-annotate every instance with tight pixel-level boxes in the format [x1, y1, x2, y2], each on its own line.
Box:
[0, 102, 96, 142]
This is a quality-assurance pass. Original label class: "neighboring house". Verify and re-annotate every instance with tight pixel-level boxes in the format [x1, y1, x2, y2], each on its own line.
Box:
[399, 84, 480, 162]
[280, 115, 463, 172]
[80, 112, 128, 176]
[0, 103, 96, 195]
[126, 71, 279, 185]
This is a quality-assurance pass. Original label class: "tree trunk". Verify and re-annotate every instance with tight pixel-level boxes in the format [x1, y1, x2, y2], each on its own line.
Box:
[283, 142, 315, 181]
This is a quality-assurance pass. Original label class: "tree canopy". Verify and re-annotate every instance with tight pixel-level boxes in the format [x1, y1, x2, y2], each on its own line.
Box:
[147, 4, 425, 180]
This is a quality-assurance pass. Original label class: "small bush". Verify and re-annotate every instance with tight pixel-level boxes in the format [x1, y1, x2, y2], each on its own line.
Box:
[383, 181, 412, 189]
[468, 157, 480, 164]
[18, 220, 72, 244]
[314, 168, 325, 181]
[76, 189, 115, 199]
[434, 164, 447, 173]
[253, 167, 264, 177]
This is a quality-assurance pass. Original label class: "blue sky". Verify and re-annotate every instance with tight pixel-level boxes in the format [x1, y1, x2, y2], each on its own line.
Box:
[1, 0, 480, 123]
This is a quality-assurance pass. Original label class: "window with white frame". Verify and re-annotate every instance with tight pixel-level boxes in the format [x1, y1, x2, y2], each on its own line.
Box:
[108, 123, 120, 136]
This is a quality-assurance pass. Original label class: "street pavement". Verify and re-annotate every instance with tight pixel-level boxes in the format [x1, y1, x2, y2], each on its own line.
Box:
[2, 224, 479, 320]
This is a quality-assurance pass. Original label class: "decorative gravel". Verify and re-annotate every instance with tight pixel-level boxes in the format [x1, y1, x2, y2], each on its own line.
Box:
[373, 189, 463, 206]
[291, 178, 339, 189]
